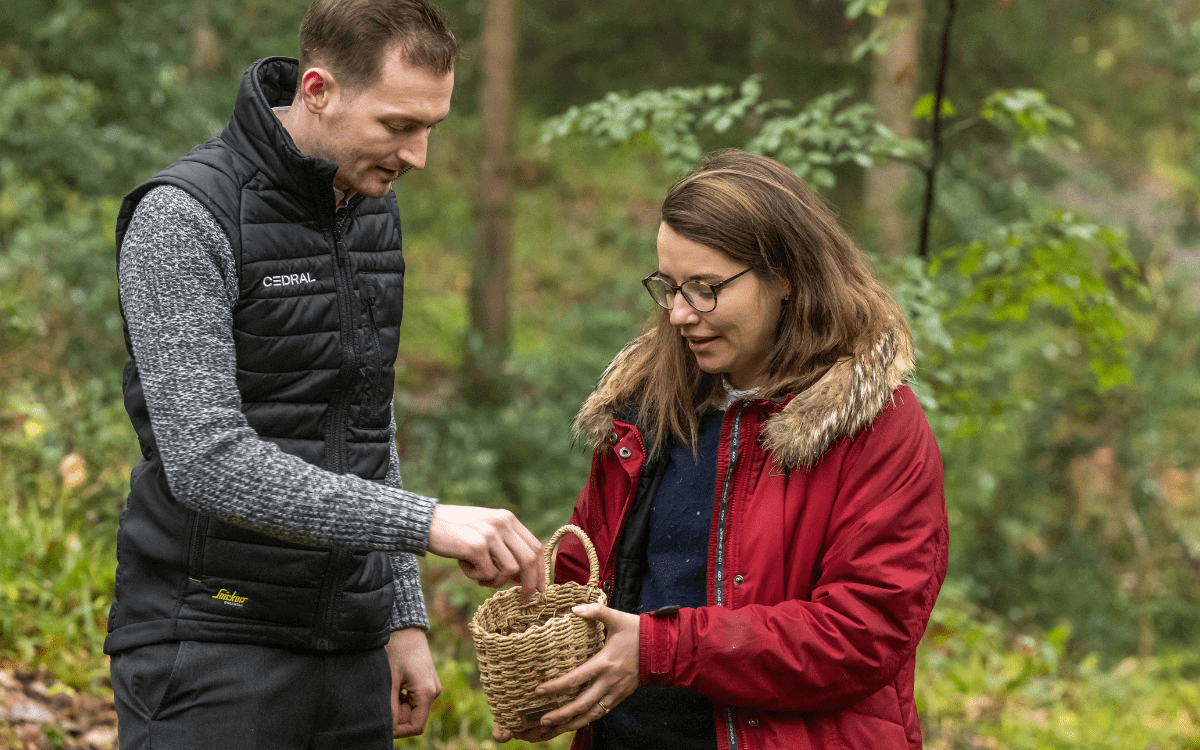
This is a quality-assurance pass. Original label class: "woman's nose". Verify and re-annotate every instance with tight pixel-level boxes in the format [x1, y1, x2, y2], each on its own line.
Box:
[669, 297, 700, 327]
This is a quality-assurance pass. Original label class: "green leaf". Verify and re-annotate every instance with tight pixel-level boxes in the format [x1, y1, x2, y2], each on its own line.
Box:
[852, 27, 891, 62]
[913, 93, 956, 121]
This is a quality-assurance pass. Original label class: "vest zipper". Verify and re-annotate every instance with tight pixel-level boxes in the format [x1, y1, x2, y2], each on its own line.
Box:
[328, 208, 357, 475]
[316, 201, 361, 647]
[715, 402, 746, 750]
[188, 512, 210, 577]
[313, 549, 350, 650]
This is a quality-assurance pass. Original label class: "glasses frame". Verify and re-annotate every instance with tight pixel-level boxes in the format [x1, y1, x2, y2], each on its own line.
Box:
[641, 267, 753, 313]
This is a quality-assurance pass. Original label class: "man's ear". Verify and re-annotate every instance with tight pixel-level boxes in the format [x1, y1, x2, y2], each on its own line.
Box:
[298, 67, 338, 113]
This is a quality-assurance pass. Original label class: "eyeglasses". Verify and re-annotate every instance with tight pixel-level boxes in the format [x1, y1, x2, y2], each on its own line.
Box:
[642, 268, 752, 313]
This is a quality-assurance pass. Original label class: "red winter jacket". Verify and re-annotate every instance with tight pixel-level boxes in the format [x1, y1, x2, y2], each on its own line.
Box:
[556, 328, 948, 750]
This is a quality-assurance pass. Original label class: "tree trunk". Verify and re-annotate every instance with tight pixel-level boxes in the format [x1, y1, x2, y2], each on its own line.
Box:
[190, 0, 221, 75]
[865, 0, 923, 259]
[466, 0, 518, 402]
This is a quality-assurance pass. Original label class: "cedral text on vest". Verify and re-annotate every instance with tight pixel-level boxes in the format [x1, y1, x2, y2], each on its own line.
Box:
[263, 272, 315, 288]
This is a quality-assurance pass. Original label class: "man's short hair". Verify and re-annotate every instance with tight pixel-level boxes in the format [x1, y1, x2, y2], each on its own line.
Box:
[298, 0, 459, 92]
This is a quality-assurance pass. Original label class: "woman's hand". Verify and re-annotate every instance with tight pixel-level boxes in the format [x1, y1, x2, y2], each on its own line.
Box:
[492, 603, 641, 744]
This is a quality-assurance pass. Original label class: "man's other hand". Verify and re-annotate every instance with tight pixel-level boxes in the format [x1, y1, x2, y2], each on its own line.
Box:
[386, 628, 441, 738]
[426, 505, 544, 601]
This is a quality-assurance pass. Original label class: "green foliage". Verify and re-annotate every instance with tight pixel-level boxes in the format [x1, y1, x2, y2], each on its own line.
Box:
[842, 0, 889, 20]
[540, 77, 780, 174]
[0, 378, 133, 689]
[978, 89, 1079, 154]
[542, 77, 923, 188]
[0, 70, 168, 196]
[744, 89, 923, 190]
[912, 93, 956, 120]
[929, 212, 1137, 397]
[840, 0, 891, 61]
[0, 487, 114, 688]
[398, 302, 639, 537]
[918, 586, 1200, 750]
[887, 243, 1200, 656]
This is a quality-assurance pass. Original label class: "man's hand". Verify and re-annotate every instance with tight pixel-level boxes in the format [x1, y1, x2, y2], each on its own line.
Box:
[426, 505, 544, 601]
[386, 628, 441, 738]
[492, 603, 640, 744]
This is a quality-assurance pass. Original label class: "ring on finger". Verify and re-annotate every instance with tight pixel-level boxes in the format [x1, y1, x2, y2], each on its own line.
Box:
[596, 699, 610, 714]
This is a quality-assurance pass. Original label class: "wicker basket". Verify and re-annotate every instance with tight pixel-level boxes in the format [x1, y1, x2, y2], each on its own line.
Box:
[469, 524, 607, 731]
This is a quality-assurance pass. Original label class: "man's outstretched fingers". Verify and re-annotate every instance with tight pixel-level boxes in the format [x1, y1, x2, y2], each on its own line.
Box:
[488, 536, 522, 583]
[515, 542, 543, 601]
[427, 505, 545, 593]
[457, 553, 498, 586]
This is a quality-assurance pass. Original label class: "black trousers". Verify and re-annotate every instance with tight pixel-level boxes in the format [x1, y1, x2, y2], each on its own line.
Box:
[111, 640, 393, 750]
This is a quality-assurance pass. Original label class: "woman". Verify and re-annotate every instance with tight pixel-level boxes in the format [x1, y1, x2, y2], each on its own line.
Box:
[497, 149, 947, 749]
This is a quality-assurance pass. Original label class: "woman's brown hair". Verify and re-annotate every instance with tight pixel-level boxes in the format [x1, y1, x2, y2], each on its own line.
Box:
[595, 149, 909, 455]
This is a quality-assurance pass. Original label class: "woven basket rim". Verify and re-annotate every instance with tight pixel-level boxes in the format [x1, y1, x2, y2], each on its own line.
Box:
[468, 524, 602, 638]
[468, 581, 603, 641]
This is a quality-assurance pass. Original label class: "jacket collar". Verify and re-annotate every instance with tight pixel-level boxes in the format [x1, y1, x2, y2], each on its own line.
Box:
[574, 319, 914, 469]
[221, 57, 341, 213]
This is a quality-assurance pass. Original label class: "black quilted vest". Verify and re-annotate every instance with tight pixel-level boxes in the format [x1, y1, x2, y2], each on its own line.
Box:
[105, 57, 405, 654]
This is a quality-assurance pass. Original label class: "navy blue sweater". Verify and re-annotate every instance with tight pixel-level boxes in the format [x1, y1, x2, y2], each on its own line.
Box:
[598, 410, 723, 749]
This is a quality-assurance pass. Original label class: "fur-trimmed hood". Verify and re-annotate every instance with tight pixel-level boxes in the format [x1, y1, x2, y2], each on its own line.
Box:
[574, 320, 914, 469]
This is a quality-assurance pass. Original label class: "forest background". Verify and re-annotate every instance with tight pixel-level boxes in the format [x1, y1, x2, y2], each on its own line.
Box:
[2, 0, 1200, 748]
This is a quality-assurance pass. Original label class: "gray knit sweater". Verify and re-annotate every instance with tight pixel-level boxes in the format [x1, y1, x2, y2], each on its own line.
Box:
[119, 184, 434, 631]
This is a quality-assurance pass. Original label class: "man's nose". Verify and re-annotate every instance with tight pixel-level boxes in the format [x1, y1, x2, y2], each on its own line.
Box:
[397, 131, 429, 170]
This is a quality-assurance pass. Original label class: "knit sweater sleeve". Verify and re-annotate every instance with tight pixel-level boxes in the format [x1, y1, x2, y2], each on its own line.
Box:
[118, 185, 436, 553]
[384, 414, 429, 630]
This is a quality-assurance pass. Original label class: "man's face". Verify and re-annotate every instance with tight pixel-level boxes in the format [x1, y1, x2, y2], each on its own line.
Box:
[308, 49, 454, 198]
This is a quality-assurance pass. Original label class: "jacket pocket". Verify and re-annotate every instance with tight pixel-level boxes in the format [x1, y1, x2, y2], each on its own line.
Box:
[112, 640, 185, 719]
[816, 685, 909, 750]
[186, 511, 210, 579]
[361, 295, 388, 428]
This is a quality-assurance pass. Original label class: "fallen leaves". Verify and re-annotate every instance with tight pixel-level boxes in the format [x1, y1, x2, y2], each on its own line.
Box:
[0, 663, 116, 750]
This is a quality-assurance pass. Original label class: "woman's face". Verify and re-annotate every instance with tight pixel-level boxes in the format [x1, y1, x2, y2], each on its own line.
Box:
[655, 222, 789, 390]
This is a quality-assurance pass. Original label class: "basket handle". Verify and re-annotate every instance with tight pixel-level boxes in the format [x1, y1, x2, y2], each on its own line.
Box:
[542, 524, 600, 588]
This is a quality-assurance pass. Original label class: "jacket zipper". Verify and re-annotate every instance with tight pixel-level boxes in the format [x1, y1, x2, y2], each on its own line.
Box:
[328, 210, 352, 475]
[715, 402, 746, 750]
[316, 198, 361, 647]
[313, 552, 347, 650]
[326, 196, 363, 475]
[188, 513, 210, 578]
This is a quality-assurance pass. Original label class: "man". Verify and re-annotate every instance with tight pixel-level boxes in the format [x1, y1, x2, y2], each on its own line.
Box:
[107, 1, 541, 747]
